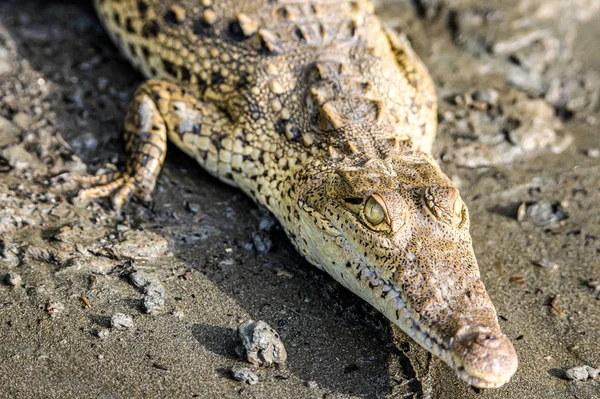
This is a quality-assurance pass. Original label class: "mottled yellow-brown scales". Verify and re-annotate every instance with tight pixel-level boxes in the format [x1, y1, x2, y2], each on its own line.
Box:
[78, 0, 518, 388]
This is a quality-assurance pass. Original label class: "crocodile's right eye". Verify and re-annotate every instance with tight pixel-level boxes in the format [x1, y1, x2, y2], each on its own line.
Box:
[364, 197, 385, 225]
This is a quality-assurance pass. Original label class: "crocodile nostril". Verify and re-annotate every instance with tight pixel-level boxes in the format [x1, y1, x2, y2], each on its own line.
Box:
[475, 333, 501, 348]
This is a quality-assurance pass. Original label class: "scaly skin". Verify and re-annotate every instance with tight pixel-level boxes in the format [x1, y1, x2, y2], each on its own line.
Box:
[78, 0, 518, 387]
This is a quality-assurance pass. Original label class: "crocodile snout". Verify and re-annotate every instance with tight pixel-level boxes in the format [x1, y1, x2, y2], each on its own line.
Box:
[451, 325, 518, 388]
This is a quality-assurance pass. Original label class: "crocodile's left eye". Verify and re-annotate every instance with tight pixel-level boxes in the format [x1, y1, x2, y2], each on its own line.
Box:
[365, 197, 385, 225]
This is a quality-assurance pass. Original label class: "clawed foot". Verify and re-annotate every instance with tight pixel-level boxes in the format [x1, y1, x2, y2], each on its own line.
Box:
[72, 165, 151, 210]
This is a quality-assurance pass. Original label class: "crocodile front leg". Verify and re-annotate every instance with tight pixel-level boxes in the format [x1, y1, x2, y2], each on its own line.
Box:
[76, 79, 236, 209]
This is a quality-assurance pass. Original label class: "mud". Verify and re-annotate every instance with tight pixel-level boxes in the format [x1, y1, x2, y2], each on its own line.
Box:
[0, 1, 598, 398]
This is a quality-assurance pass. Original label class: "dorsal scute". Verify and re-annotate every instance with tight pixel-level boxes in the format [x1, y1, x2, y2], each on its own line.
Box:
[319, 97, 384, 130]
[306, 51, 385, 131]
[257, 0, 370, 49]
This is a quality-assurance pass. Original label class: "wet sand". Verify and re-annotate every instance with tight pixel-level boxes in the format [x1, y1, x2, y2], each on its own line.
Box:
[0, 1, 598, 398]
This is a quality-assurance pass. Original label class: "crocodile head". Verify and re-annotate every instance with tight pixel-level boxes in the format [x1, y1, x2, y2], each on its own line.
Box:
[294, 146, 517, 388]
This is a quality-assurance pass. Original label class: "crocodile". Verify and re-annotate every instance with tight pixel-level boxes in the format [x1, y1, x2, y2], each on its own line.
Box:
[77, 0, 518, 388]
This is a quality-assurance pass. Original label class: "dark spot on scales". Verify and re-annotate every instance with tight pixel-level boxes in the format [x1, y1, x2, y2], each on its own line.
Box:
[162, 60, 178, 77]
[236, 72, 250, 89]
[197, 77, 208, 93]
[193, 19, 215, 37]
[275, 120, 286, 135]
[164, 10, 183, 24]
[180, 66, 191, 81]
[228, 21, 250, 42]
[125, 17, 135, 33]
[113, 11, 122, 26]
[293, 27, 306, 43]
[142, 20, 160, 38]
[137, 1, 148, 16]
[128, 43, 138, 56]
[211, 70, 224, 86]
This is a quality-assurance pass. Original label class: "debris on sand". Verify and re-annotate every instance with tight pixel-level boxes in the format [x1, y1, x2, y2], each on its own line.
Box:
[252, 231, 272, 254]
[588, 281, 600, 299]
[532, 259, 559, 272]
[110, 313, 133, 330]
[126, 269, 166, 314]
[564, 365, 599, 381]
[95, 329, 110, 339]
[586, 148, 600, 158]
[509, 276, 526, 285]
[129, 271, 165, 297]
[517, 201, 568, 226]
[45, 302, 65, 317]
[230, 367, 259, 385]
[4, 272, 22, 286]
[142, 295, 165, 314]
[236, 320, 287, 367]
[549, 295, 565, 316]
[252, 209, 277, 233]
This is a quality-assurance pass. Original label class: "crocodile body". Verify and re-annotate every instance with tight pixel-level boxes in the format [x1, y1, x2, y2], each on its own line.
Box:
[80, 0, 518, 388]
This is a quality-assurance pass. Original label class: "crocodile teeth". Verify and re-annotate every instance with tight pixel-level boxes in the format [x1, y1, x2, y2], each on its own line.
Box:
[369, 279, 381, 287]
[410, 323, 419, 337]
[423, 337, 432, 350]
[399, 307, 411, 321]
[394, 296, 405, 309]
[361, 268, 375, 279]
[432, 342, 441, 356]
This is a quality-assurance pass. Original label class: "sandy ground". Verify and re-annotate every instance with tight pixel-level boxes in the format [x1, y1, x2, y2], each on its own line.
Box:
[0, 0, 599, 398]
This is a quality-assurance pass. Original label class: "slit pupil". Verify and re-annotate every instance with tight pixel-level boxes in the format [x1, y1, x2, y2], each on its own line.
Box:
[344, 197, 363, 205]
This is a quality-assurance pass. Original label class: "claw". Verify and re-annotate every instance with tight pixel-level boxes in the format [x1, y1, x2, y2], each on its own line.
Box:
[72, 171, 122, 187]
[74, 174, 139, 210]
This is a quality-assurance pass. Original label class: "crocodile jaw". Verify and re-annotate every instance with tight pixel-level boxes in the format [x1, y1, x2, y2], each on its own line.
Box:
[324, 248, 516, 389]
[294, 206, 518, 389]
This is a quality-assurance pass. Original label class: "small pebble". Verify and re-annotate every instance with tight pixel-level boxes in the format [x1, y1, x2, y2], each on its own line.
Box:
[95, 328, 110, 339]
[185, 202, 201, 214]
[586, 148, 600, 158]
[46, 302, 65, 317]
[305, 380, 318, 389]
[532, 259, 559, 271]
[96, 77, 109, 91]
[5, 273, 22, 286]
[230, 367, 259, 385]
[473, 89, 499, 106]
[236, 319, 287, 367]
[252, 231, 272, 254]
[565, 365, 598, 381]
[143, 294, 165, 314]
[129, 271, 165, 297]
[258, 213, 277, 232]
[127, 270, 166, 313]
[12, 112, 32, 130]
[521, 202, 568, 226]
[129, 272, 150, 290]
[585, 366, 599, 379]
[110, 313, 133, 330]
[588, 281, 600, 299]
